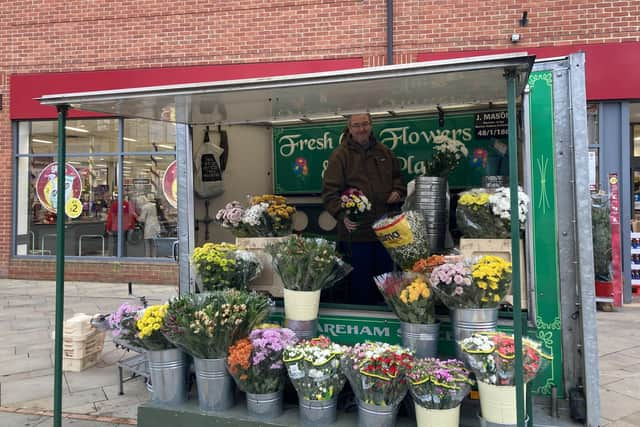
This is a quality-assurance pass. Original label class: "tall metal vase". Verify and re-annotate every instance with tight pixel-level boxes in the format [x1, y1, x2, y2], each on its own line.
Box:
[357, 400, 400, 427]
[147, 348, 189, 405]
[399, 321, 440, 358]
[450, 307, 498, 361]
[193, 356, 235, 411]
[415, 176, 448, 252]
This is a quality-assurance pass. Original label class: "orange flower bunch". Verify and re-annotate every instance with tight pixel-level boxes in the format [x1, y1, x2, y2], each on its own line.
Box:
[227, 338, 252, 380]
[412, 255, 446, 275]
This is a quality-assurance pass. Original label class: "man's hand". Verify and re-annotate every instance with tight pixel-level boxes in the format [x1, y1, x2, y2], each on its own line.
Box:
[343, 216, 358, 232]
[386, 191, 401, 204]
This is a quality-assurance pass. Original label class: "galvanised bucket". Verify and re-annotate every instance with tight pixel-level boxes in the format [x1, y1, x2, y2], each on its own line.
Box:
[147, 348, 189, 405]
[284, 318, 318, 341]
[246, 390, 283, 419]
[357, 400, 400, 427]
[299, 396, 338, 426]
[399, 321, 440, 358]
[451, 308, 498, 361]
[193, 356, 235, 411]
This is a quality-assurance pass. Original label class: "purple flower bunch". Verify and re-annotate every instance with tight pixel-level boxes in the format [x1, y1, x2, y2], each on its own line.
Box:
[249, 327, 297, 370]
[215, 201, 245, 229]
[429, 262, 475, 309]
[107, 302, 143, 347]
[407, 357, 472, 410]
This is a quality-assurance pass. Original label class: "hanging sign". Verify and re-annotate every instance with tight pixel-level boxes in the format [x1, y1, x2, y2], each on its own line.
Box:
[35, 162, 82, 215]
[474, 110, 509, 139]
[162, 160, 178, 208]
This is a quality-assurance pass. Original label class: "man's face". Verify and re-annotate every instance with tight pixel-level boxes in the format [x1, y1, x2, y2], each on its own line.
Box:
[348, 114, 372, 145]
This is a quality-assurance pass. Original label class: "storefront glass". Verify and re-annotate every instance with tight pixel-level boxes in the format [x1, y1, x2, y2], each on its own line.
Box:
[14, 118, 177, 259]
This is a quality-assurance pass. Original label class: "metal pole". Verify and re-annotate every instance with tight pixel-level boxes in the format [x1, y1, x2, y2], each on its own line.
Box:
[53, 104, 68, 427]
[507, 70, 526, 427]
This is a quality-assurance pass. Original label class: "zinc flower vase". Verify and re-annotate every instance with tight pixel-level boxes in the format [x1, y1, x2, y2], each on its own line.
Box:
[146, 348, 189, 405]
[399, 321, 440, 358]
[283, 288, 321, 340]
[478, 381, 526, 425]
[414, 404, 460, 427]
[193, 356, 235, 411]
[415, 176, 448, 252]
[299, 396, 338, 426]
[450, 307, 498, 361]
[357, 400, 400, 427]
[246, 390, 283, 419]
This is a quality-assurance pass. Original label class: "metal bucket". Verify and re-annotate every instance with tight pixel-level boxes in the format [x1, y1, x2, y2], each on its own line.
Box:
[451, 308, 498, 360]
[399, 321, 440, 358]
[284, 318, 318, 341]
[415, 176, 448, 251]
[193, 356, 235, 411]
[357, 400, 399, 427]
[147, 348, 189, 405]
[299, 396, 338, 426]
[246, 390, 283, 419]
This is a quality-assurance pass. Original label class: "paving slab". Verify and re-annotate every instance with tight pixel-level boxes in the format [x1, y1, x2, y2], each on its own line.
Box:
[599, 388, 640, 422]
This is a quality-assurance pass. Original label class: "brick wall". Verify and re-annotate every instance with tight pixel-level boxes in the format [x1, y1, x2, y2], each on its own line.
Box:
[1, 0, 638, 283]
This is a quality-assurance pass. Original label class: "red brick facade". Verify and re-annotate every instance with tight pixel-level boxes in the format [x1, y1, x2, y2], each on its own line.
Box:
[1, 0, 639, 284]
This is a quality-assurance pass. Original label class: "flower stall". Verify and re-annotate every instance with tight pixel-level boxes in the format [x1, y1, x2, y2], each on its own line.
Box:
[43, 52, 599, 427]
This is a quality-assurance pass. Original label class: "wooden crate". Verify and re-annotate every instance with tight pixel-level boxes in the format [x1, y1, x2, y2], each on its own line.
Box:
[459, 238, 528, 309]
[235, 237, 290, 298]
[63, 351, 100, 372]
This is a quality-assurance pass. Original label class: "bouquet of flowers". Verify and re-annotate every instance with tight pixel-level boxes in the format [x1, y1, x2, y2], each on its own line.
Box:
[191, 242, 262, 291]
[424, 134, 469, 177]
[215, 195, 296, 237]
[340, 187, 372, 223]
[591, 193, 612, 280]
[407, 358, 473, 410]
[456, 187, 530, 238]
[282, 336, 346, 401]
[459, 332, 552, 385]
[162, 289, 272, 359]
[374, 272, 436, 324]
[430, 256, 512, 309]
[411, 254, 447, 276]
[265, 236, 353, 291]
[135, 304, 175, 351]
[107, 302, 144, 348]
[372, 210, 431, 270]
[227, 327, 297, 394]
[340, 342, 414, 406]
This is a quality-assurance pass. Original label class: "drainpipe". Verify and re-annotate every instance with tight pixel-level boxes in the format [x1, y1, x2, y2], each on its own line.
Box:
[387, 0, 393, 65]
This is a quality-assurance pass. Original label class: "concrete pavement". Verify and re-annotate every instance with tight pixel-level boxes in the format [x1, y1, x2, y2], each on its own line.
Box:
[0, 278, 637, 426]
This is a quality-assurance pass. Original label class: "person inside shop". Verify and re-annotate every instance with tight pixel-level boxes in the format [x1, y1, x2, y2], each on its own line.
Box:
[321, 113, 406, 305]
[137, 194, 162, 257]
[105, 193, 137, 256]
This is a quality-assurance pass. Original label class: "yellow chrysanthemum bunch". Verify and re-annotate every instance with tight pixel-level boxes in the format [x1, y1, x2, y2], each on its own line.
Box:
[458, 191, 490, 207]
[471, 255, 512, 304]
[191, 242, 261, 291]
[251, 194, 296, 235]
[399, 277, 431, 304]
[133, 304, 172, 350]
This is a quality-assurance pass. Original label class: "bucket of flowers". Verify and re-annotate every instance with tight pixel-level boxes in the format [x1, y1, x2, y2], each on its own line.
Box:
[133, 303, 189, 405]
[190, 242, 262, 291]
[459, 332, 552, 424]
[265, 236, 352, 339]
[162, 290, 272, 411]
[372, 210, 431, 270]
[429, 256, 512, 360]
[282, 336, 346, 426]
[227, 326, 297, 419]
[107, 302, 144, 350]
[407, 358, 473, 427]
[373, 272, 438, 358]
[340, 341, 414, 427]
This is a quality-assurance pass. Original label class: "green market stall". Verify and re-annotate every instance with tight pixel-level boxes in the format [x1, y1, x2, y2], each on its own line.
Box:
[41, 52, 598, 427]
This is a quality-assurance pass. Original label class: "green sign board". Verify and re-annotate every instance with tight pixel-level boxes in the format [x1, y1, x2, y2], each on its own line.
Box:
[273, 113, 509, 194]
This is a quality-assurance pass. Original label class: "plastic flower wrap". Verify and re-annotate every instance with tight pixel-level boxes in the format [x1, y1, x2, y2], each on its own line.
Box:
[215, 195, 296, 237]
[424, 134, 469, 177]
[340, 342, 414, 406]
[429, 256, 511, 309]
[135, 304, 174, 351]
[282, 336, 346, 401]
[372, 210, 431, 270]
[411, 254, 447, 276]
[265, 236, 353, 291]
[227, 327, 297, 394]
[456, 186, 529, 239]
[459, 332, 552, 385]
[407, 358, 473, 410]
[107, 302, 144, 347]
[340, 187, 372, 223]
[374, 272, 436, 324]
[162, 290, 272, 359]
[191, 242, 262, 291]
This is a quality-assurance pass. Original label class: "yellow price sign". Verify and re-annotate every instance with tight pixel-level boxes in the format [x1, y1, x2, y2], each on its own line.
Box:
[65, 197, 83, 218]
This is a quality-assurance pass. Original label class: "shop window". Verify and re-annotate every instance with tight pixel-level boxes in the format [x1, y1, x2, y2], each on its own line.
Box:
[14, 118, 177, 259]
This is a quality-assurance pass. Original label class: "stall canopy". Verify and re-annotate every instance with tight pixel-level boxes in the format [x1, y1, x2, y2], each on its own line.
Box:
[39, 52, 534, 125]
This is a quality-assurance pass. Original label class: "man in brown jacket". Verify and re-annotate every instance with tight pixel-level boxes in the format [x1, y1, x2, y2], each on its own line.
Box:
[322, 113, 406, 304]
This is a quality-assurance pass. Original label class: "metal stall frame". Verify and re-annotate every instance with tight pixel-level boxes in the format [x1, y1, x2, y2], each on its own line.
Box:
[39, 52, 597, 427]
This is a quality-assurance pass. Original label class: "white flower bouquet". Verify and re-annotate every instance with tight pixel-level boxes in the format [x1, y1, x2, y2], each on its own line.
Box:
[425, 134, 469, 177]
[282, 336, 346, 401]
